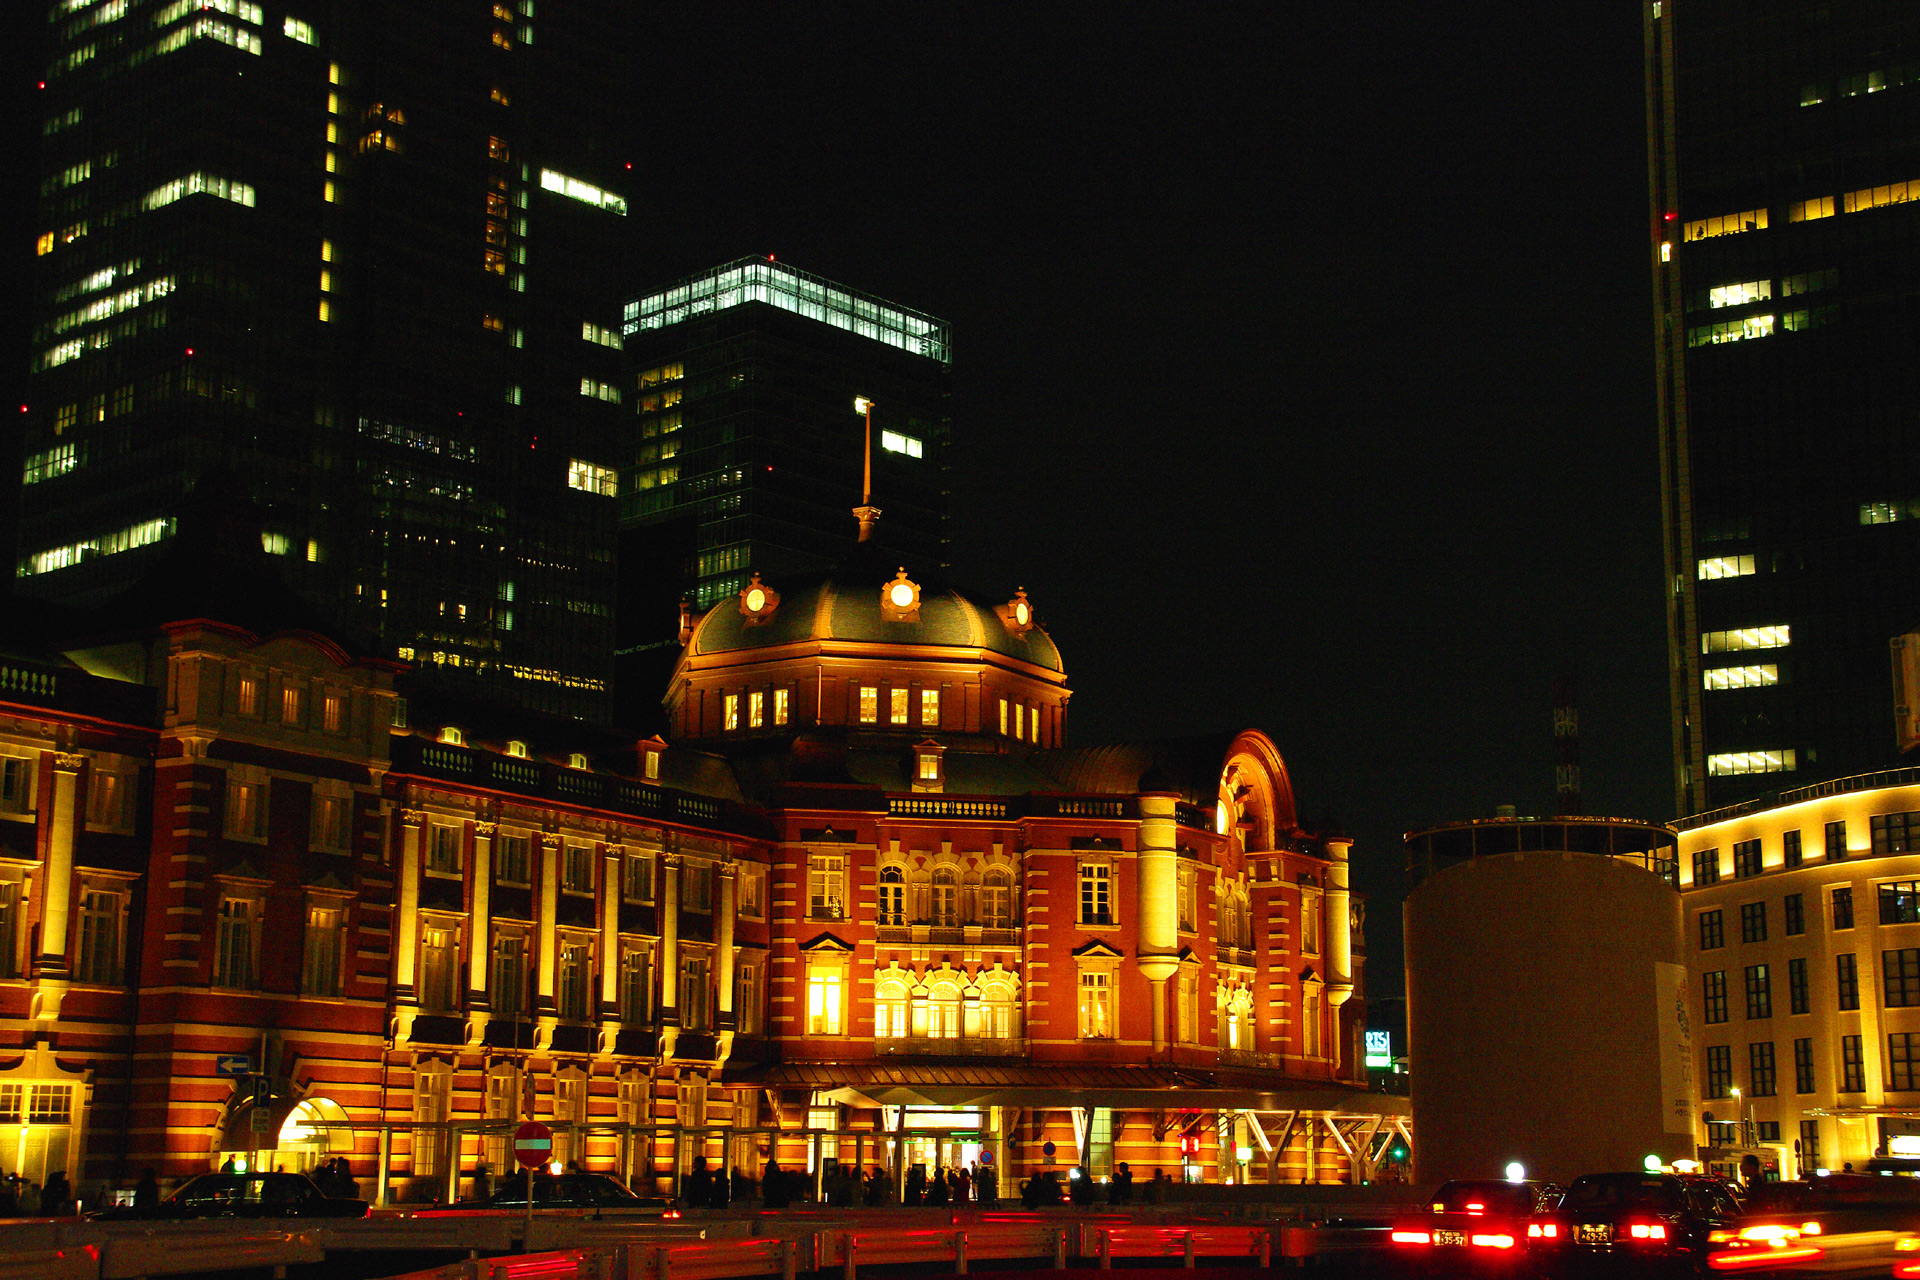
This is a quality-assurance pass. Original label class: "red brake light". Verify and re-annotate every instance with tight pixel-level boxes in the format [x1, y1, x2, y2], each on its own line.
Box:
[1391, 1231, 1432, 1245]
[1471, 1233, 1516, 1249]
[1629, 1223, 1668, 1241]
[1527, 1223, 1558, 1239]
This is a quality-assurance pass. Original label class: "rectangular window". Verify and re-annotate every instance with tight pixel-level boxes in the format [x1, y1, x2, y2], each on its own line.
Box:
[311, 794, 350, 852]
[1834, 886, 1855, 929]
[619, 946, 650, 1024]
[1784, 893, 1804, 936]
[1709, 750, 1796, 777]
[302, 904, 344, 996]
[1694, 849, 1721, 885]
[420, 923, 459, 1013]
[879, 429, 924, 458]
[682, 861, 713, 912]
[1078, 970, 1113, 1039]
[214, 897, 258, 988]
[1698, 554, 1757, 580]
[723, 693, 739, 732]
[1740, 901, 1767, 942]
[0, 882, 20, 978]
[86, 771, 129, 829]
[75, 889, 120, 985]
[679, 955, 710, 1030]
[889, 687, 908, 726]
[1701, 626, 1790, 653]
[1705, 1044, 1734, 1098]
[773, 688, 789, 725]
[1177, 970, 1199, 1043]
[738, 863, 766, 918]
[1843, 1035, 1866, 1092]
[1178, 865, 1198, 933]
[1733, 840, 1762, 878]
[809, 856, 845, 919]
[1784, 830, 1803, 867]
[998, 698, 1009, 735]
[1789, 196, 1836, 222]
[1080, 863, 1112, 926]
[921, 687, 940, 725]
[0, 758, 31, 814]
[483, 1067, 521, 1171]
[1883, 881, 1920, 924]
[1789, 957, 1809, 1014]
[1745, 964, 1772, 1019]
[237, 675, 260, 716]
[281, 685, 304, 725]
[227, 780, 266, 838]
[1014, 703, 1026, 740]
[1794, 1037, 1816, 1093]
[562, 843, 592, 893]
[1687, 315, 1777, 347]
[1838, 953, 1860, 1010]
[1874, 814, 1920, 856]
[1707, 279, 1772, 308]
[426, 823, 460, 874]
[1888, 948, 1920, 1007]
[1800, 1119, 1822, 1166]
[557, 940, 591, 1020]
[495, 832, 531, 884]
[1827, 821, 1848, 860]
[1703, 970, 1728, 1023]
[1844, 180, 1920, 213]
[491, 930, 527, 1016]
[1684, 208, 1768, 240]
[623, 853, 653, 903]
[566, 458, 618, 495]
[1750, 1041, 1777, 1097]
[1699, 909, 1725, 950]
[412, 1070, 451, 1179]
[858, 686, 878, 724]
[748, 691, 764, 728]
[736, 959, 762, 1034]
[806, 967, 843, 1035]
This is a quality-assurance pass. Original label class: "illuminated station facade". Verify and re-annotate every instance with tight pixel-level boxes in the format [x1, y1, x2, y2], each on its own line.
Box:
[0, 526, 1402, 1198]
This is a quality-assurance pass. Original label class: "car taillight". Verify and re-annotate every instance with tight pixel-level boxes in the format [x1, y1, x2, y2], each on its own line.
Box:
[1628, 1223, 1667, 1240]
[1471, 1234, 1515, 1249]
[1527, 1223, 1558, 1239]
[1391, 1231, 1432, 1245]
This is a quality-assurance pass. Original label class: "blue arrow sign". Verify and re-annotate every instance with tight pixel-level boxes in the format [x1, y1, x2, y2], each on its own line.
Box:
[215, 1055, 252, 1077]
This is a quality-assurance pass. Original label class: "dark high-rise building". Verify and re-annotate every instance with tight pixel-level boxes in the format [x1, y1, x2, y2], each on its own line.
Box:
[1648, 1, 1920, 814]
[617, 257, 952, 617]
[17, 0, 634, 720]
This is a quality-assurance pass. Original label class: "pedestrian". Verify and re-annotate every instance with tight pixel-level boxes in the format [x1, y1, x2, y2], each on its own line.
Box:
[977, 1162, 998, 1207]
[41, 1171, 70, 1216]
[926, 1166, 949, 1205]
[134, 1168, 160, 1209]
[905, 1164, 926, 1206]
[220, 1155, 239, 1174]
[709, 1163, 730, 1208]
[687, 1157, 712, 1206]
[1111, 1161, 1132, 1204]
[763, 1158, 789, 1210]
[19, 1181, 40, 1216]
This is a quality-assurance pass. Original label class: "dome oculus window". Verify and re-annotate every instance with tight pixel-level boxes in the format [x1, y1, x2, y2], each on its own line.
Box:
[738, 571, 779, 626]
[880, 568, 921, 622]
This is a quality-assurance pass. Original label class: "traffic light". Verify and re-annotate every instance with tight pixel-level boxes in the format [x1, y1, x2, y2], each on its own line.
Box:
[1387, 1139, 1409, 1162]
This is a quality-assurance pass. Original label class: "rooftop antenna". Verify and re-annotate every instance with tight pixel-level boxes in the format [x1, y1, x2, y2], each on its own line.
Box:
[1553, 674, 1582, 816]
[852, 396, 881, 542]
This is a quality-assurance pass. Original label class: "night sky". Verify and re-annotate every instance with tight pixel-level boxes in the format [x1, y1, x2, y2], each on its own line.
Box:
[1, 5, 1669, 1000]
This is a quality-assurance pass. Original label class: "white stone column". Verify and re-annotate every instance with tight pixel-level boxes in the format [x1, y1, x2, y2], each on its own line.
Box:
[470, 822, 494, 1007]
[395, 810, 424, 994]
[659, 852, 681, 1058]
[601, 845, 622, 1022]
[1135, 793, 1181, 1051]
[1324, 837, 1354, 1008]
[715, 861, 737, 1062]
[38, 753, 83, 973]
[538, 834, 560, 1006]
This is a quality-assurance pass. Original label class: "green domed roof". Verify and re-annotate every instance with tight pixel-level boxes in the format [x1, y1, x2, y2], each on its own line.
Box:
[689, 568, 1063, 673]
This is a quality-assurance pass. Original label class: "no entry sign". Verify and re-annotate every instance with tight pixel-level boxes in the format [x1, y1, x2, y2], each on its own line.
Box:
[513, 1120, 553, 1169]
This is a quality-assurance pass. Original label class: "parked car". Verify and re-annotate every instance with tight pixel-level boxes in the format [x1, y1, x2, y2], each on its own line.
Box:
[1390, 1178, 1562, 1273]
[90, 1172, 368, 1220]
[1712, 1174, 1920, 1273]
[413, 1172, 664, 1216]
[1529, 1171, 1740, 1275]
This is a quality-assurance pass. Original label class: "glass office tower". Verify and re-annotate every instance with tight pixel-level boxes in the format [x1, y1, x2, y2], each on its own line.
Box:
[1648, 0, 1920, 813]
[19, 0, 633, 720]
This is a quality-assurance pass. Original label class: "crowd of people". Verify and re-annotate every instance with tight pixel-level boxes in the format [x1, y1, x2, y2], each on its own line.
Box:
[0, 1170, 71, 1215]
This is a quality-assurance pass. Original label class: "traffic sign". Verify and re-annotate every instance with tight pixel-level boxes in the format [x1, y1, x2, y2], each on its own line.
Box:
[1042, 1141, 1056, 1157]
[513, 1120, 553, 1169]
[215, 1055, 251, 1077]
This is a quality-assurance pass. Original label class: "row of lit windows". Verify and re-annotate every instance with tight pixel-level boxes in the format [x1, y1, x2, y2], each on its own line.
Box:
[1708, 749, 1797, 777]
[1800, 62, 1920, 106]
[41, 276, 172, 339]
[856, 685, 939, 728]
[1698, 554, 1755, 580]
[1704, 664, 1778, 691]
[1683, 181, 1920, 248]
[580, 379, 620, 403]
[566, 459, 617, 497]
[637, 364, 685, 388]
[1687, 268, 1837, 312]
[722, 689, 792, 731]
[998, 697, 1043, 742]
[1864, 500, 1920, 525]
[20, 516, 173, 577]
[1685, 209, 1767, 241]
[582, 322, 621, 349]
[1702, 625, 1789, 654]
[880, 430, 924, 459]
[1688, 309, 1837, 347]
[21, 443, 81, 486]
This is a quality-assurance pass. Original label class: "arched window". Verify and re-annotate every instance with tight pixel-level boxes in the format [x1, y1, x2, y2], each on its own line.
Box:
[980, 867, 1013, 928]
[924, 975, 962, 1038]
[878, 866, 906, 926]
[976, 975, 1020, 1040]
[931, 867, 959, 926]
[875, 972, 909, 1039]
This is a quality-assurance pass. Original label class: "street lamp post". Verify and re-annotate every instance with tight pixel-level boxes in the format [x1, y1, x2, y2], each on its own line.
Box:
[852, 396, 880, 541]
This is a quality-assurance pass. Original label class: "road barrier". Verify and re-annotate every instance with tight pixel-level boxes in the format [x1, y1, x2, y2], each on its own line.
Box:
[0, 1244, 96, 1280]
[98, 1228, 323, 1279]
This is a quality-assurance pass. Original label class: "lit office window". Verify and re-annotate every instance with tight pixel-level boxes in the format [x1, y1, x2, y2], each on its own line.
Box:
[1708, 750, 1797, 777]
[858, 686, 878, 724]
[566, 459, 616, 496]
[1701, 626, 1789, 653]
[1787, 197, 1835, 222]
[890, 688, 909, 726]
[723, 694, 739, 732]
[1698, 555, 1756, 579]
[748, 691, 764, 728]
[921, 688, 940, 725]
[1708, 280, 1771, 308]
[1704, 665, 1778, 691]
[773, 689, 789, 725]
[579, 378, 621, 403]
[880, 430, 924, 458]
[581, 321, 622, 349]
[284, 16, 315, 43]
[1684, 208, 1768, 241]
[1844, 180, 1920, 214]
[1687, 315, 1775, 346]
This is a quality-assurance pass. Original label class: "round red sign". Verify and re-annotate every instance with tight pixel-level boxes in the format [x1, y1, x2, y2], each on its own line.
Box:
[513, 1120, 553, 1169]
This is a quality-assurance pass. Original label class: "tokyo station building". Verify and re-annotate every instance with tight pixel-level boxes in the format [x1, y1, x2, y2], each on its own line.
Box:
[0, 513, 1405, 1200]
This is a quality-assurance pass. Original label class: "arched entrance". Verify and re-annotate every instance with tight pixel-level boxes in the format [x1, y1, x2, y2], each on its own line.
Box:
[277, 1097, 351, 1173]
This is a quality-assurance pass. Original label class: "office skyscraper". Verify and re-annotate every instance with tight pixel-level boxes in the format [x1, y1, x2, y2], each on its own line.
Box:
[19, 0, 634, 720]
[617, 257, 952, 611]
[1648, 0, 1920, 814]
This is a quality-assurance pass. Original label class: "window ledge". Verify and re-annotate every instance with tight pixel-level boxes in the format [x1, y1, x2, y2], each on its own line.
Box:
[425, 869, 464, 881]
[496, 878, 533, 890]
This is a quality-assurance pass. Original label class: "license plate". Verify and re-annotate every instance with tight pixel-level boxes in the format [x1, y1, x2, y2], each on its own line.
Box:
[1434, 1229, 1466, 1247]
[1577, 1223, 1612, 1245]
